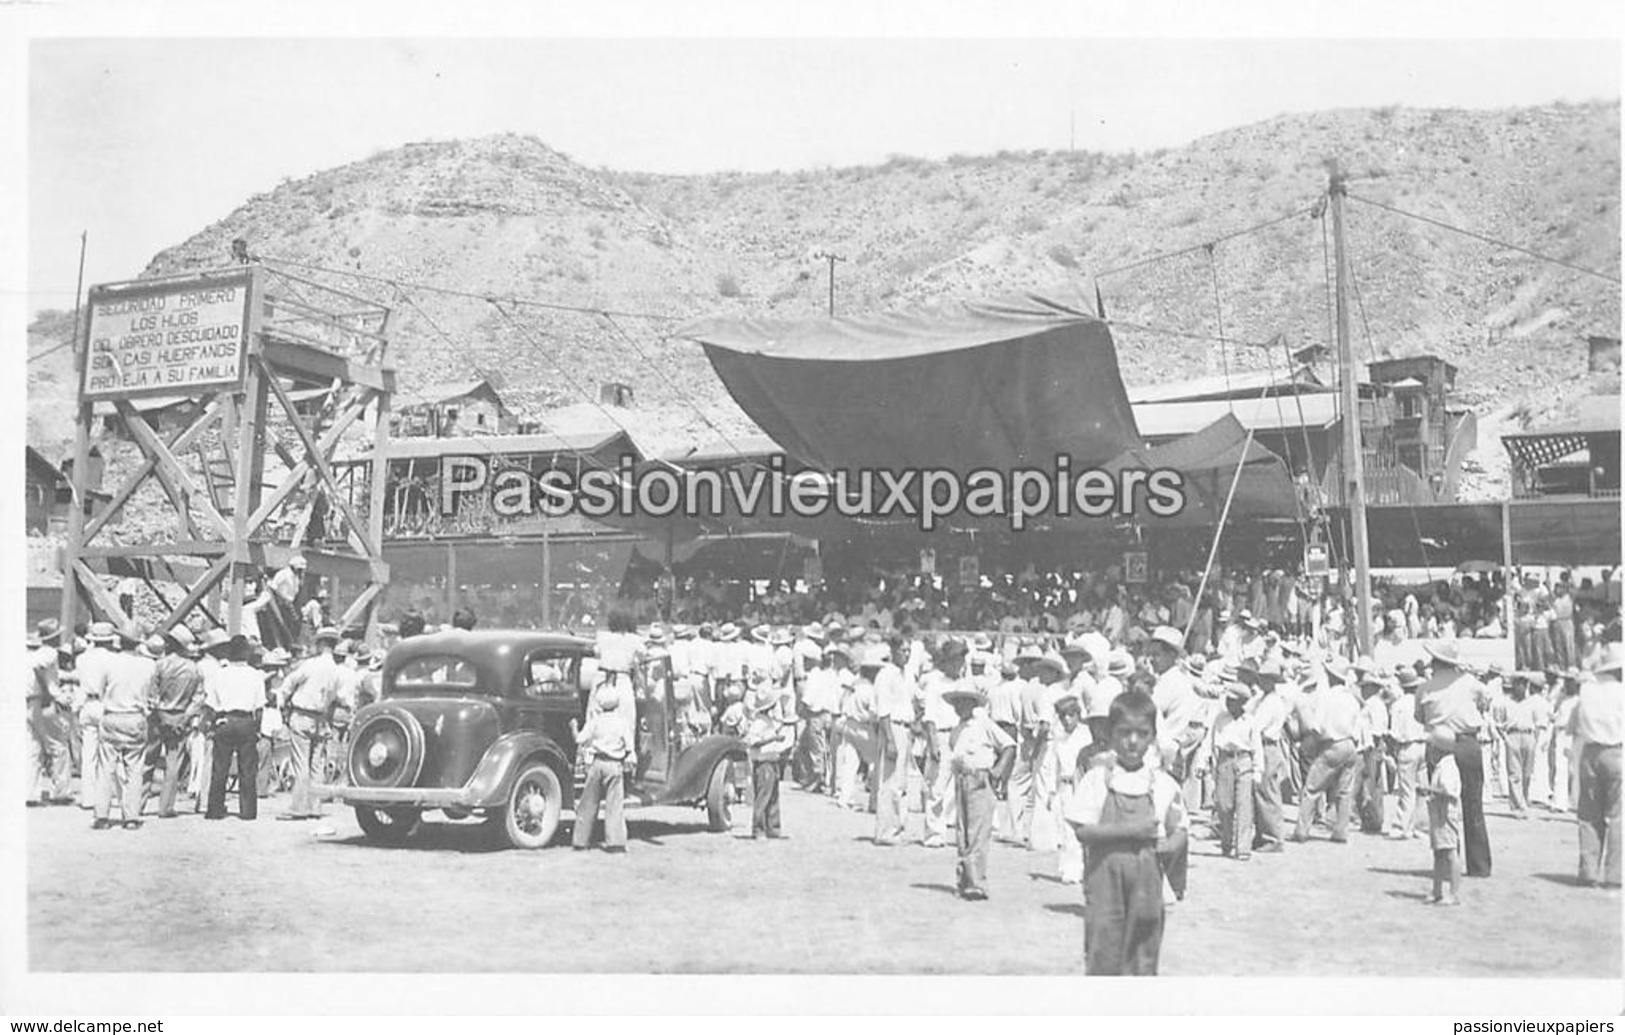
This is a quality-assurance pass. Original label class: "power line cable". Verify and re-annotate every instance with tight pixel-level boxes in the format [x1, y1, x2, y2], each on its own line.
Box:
[260, 254, 683, 322]
[1205, 243, 1234, 412]
[1094, 206, 1316, 280]
[1346, 193, 1621, 285]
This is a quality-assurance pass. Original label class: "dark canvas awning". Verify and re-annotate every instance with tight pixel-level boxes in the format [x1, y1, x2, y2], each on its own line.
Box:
[1104, 414, 1299, 526]
[677, 290, 1139, 474]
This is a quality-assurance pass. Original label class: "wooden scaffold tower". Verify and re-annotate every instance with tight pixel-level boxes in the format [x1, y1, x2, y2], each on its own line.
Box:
[59, 261, 395, 642]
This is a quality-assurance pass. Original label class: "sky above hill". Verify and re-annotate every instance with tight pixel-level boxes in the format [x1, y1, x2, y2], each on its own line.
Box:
[23, 35, 1622, 314]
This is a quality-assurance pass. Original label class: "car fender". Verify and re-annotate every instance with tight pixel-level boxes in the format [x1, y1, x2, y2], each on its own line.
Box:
[656, 734, 747, 805]
[465, 730, 574, 809]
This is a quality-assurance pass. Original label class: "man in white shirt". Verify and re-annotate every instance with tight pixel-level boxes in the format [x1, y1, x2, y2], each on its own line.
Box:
[871, 638, 917, 846]
[797, 632, 839, 795]
[918, 639, 968, 849]
[89, 629, 157, 829]
[279, 626, 343, 820]
[204, 635, 268, 821]
[1572, 644, 1622, 887]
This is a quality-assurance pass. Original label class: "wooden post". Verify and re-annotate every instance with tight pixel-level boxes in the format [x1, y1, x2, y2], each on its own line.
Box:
[1330, 160, 1374, 658]
[541, 525, 552, 628]
[60, 289, 94, 636]
[1502, 499, 1515, 634]
[447, 541, 458, 620]
[367, 383, 391, 646]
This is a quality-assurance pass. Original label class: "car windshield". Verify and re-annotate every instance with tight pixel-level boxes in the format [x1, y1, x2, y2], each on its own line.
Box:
[393, 655, 482, 689]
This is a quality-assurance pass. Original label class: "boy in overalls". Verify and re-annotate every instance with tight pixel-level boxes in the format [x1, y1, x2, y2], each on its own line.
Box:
[1066, 690, 1190, 975]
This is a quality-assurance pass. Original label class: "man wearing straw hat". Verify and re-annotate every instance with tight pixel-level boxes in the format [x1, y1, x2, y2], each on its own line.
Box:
[89, 628, 158, 829]
[1572, 642, 1622, 888]
[1386, 666, 1430, 840]
[26, 620, 74, 806]
[745, 672, 795, 840]
[834, 642, 879, 810]
[149, 625, 203, 819]
[1291, 657, 1361, 844]
[942, 681, 1016, 900]
[797, 626, 839, 796]
[73, 621, 120, 810]
[1416, 641, 1493, 877]
[279, 625, 344, 821]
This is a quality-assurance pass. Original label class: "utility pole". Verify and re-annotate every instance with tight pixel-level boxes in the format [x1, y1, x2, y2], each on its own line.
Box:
[1329, 160, 1373, 657]
[813, 250, 845, 317]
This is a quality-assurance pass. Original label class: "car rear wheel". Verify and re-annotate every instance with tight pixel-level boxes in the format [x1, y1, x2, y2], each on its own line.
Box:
[502, 761, 562, 849]
[706, 757, 738, 833]
[354, 805, 421, 845]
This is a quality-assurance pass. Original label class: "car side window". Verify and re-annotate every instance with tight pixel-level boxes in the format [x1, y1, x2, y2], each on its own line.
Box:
[396, 656, 479, 687]
[523, 650, 580, 699]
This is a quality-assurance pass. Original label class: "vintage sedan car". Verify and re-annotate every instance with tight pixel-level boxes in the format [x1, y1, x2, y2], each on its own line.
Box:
[319, 629, 747, 849]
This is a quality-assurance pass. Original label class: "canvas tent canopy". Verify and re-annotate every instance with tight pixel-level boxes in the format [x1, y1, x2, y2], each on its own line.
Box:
[676, 291, 1140, 474]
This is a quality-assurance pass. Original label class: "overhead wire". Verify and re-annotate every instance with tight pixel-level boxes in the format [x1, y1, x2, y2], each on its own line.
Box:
[259, 254, 683, 321]
[1094, 205, 1316, 281]
[1346, 193, 1621, 285]
[1205, 243, 1235, 411]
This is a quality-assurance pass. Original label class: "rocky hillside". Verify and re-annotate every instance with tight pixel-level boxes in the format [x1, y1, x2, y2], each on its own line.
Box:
[28, 102, 1622, 499]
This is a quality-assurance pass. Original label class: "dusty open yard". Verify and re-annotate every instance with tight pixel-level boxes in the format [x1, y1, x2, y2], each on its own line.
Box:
[26, 779, 1619, 977]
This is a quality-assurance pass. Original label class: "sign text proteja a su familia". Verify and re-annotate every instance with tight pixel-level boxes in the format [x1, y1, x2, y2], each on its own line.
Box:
[81, 269, 254, 400]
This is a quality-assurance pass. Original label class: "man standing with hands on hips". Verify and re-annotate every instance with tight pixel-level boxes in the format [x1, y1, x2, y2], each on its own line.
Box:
[279, 625, 343, 821]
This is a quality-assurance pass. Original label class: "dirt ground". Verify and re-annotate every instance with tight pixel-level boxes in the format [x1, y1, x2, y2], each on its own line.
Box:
[26, 776, 1620, 976]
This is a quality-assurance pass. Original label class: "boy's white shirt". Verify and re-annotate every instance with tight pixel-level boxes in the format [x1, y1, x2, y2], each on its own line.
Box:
[1065, 760, 1190, 833]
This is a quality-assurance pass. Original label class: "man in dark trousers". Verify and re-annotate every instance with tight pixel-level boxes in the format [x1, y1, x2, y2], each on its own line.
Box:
[204, 635, 266, 821]
[1416, 642, 1493, 877]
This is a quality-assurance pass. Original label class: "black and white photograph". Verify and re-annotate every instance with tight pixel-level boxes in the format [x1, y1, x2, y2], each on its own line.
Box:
[3, 2, 1623, 1021]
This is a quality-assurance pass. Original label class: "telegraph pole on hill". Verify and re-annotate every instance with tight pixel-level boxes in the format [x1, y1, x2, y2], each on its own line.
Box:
[1329, 160, 1374, 657]
[814, 250, 845, 316]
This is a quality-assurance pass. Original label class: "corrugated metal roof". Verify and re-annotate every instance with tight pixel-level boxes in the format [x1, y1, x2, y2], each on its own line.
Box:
[396, 379, 496, 407]
[375, 429, 629, 460]
[1132, 393, 1341, 440]
[1125, 367, 1322, 404]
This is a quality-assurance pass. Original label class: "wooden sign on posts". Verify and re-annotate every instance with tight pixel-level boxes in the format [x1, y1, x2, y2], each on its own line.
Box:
[82, 268, 253, 400]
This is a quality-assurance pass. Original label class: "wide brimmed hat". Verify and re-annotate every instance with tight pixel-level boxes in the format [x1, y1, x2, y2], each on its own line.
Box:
[645, 624, 669, 645]
[1150, 626, 1184, 652]
[26, 629, 42, 649]
[35, 618, 62, 646]
[1323, 657, 1353, 684]
[288, 554, 308, 568]
[803, 624, 826, 642]
[716, 622, 741, 642]
[1106, 651, 1135, 678]
[262, 647, 291, 668]
[768, 627, 793, 647]
[164, 624, 196, 650]
[1179, 655, 1207, 678]
[141, 633, 166, 657]
[199, 628, 232, 654]
[1424, 641, 1463, 668]
[751, 624, 772, 644]
[941, 687, 988, 710]
[1396, 667, 1422, 691]
[1013, 643, 1045, 664]
[673, 623, 696, 639]
[970, 632, 994, 651]
[314, 625, 341, 644]
[1223, 682, 1252, 702]
[824, 642, 854, 662]
[87, 621, 118, 644]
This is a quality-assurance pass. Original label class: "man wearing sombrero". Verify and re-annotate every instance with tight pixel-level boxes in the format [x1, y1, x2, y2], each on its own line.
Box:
[26, 619, 73, 805]
[942, 681, 1016, 900]
[1415, 640, 1494, 877]
[149, 625, 204, 819]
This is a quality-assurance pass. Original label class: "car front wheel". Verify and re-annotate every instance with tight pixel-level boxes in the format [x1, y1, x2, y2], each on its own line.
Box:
[502, 761, 563, 849]
[706, 757, 738, 833]
[354, 805, 421, 845]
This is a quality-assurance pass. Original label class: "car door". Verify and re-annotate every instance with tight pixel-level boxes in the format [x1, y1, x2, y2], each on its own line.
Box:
[519, 648, 584, 753]
[634, 653, 673, 786]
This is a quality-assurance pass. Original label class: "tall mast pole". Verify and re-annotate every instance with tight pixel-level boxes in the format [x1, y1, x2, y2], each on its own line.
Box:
[1330, 161, 1373, 657]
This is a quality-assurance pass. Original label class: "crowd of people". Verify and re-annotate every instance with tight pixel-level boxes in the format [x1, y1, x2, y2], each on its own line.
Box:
[25, 557, 1623, 976]
[23, 564, 399, 827]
